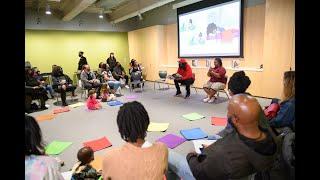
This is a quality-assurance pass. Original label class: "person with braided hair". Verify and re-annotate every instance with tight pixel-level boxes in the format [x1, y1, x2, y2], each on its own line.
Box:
[102, 101, 168, 180]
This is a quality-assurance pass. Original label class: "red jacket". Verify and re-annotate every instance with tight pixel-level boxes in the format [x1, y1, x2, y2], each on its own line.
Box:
[177, 63, 194, 80]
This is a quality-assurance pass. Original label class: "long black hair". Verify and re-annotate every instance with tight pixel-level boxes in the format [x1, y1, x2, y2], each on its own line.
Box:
[117, 101, 150, 143]
[25, 115, 45, 156]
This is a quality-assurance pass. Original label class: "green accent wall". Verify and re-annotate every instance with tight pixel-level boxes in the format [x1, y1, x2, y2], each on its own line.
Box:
[25, 30, 130, 82]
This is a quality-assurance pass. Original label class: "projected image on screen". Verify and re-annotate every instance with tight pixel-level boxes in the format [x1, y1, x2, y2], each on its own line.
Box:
[178, 0, 241, 57]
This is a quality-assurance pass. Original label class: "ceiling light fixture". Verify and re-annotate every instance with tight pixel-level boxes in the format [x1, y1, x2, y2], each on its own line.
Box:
[99, 9, 104, 19]
[45, 4, 51, 15]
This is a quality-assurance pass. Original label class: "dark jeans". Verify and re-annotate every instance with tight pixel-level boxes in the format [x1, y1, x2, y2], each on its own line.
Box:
[174, 78, 195, 95]
[54, 86, 77, 104]
[84, 83, 102, 97]
[25, 87, 48, 112]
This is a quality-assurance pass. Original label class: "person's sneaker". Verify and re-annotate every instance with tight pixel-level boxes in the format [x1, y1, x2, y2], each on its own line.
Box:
[203, 97, 211, 102]
[185, 94, 190, 99]
[62, 102, 68, 106]
[125, 85, 129, 89]
[208, 97, 216, 103]
[175, 92, 182, 96]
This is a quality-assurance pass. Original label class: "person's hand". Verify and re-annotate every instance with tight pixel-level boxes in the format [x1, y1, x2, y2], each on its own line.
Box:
[62, 85, 67, 90]
[188, 150, 198, 156]
[89, 80, 93, 83]
[202, 144, 209, 149]
[68, 84, 72, 87]
[33, 86, 39, 89]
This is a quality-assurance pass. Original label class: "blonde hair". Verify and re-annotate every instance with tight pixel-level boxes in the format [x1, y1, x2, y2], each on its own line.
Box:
[282, 71, 295, 101]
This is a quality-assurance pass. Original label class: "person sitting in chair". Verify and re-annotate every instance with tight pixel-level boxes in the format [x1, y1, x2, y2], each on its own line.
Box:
[80, 64, 102, 97]
[25, 68, 49, 113]
[168, 94, 283, 180]
[203, 58, 227, 103]
[129, 59, 144, 89]
[172, 58, 194, 99]
[52, 66, 77, 106]
[113, 62, 129, 88]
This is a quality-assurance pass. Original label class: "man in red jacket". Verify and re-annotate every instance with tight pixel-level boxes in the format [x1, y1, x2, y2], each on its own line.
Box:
[172, 58, 195, 98]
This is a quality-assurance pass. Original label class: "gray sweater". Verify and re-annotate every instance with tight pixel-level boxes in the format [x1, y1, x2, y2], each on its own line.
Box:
[80, 70, 97, 86]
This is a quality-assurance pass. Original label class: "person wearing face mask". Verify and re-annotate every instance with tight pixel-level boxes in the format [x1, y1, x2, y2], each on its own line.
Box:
[52, 66, 77, 106]
[77, 51, 88, 79]
[106, 52, 117, 72]
[172, 58, 194, 99]
[81, 64, 102, 97]
[168, 94, 284, 180]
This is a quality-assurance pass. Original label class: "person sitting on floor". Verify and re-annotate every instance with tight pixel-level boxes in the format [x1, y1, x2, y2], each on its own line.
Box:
[25, 68, 48, 112]
[113, 61, 129, 88]
[168, 94, 283, 180]
[172, 58, 194, 99]
[71, 147, 101, 180]
[86, 89, 102, 110]
[102, 101, 168, 180]
[100, 84, 116, 102]
[81, 64, 102, 97]
[52, 66, 77, 106]
[268, 71, 295, 133]
[203, 57, 227, 103]
[25, 115, 64, 180]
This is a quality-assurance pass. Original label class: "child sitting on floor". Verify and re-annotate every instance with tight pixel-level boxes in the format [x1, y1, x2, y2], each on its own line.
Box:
[71, 147, 101, 180]
[86, 89, 102, 110]
[100, 84, 116, 102]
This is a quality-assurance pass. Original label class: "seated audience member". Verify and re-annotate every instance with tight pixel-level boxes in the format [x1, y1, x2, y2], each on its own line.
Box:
[169, 94, 283, 180]
[86, 89, 102, 110]
[101, 67, 121, 94]
[203, 58, 227, 103]
[102, 101, 168, 180]
[81, 64, 102, 97]
[25, 115, 64, 180]
[106, 52, 117, 72]
[129, 59, 144, 88]
[113, 61, 129, 88]
[25, 68, 48, 112]
[52, 66, 77, 106]
[268, 71, 295, 132]
[100, 84, 116, 102]
[227, 71, 251, 96]
[171, 58, 194, 99]
[71, 147, 101, 179]
[32, 67, 54, 98]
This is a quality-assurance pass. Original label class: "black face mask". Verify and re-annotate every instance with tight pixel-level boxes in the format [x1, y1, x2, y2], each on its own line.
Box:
[179, 63, 186, 69]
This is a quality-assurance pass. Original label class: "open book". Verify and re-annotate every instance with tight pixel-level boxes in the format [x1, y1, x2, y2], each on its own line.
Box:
[192, 139, 216, 154]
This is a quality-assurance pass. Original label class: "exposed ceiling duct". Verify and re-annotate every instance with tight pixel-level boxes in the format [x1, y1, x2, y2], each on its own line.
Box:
[172, 0, 203, 9]
[111, 0, 176, 24]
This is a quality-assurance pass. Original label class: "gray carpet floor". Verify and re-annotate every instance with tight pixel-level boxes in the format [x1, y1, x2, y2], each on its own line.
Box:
[29, 82, 271, 172]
